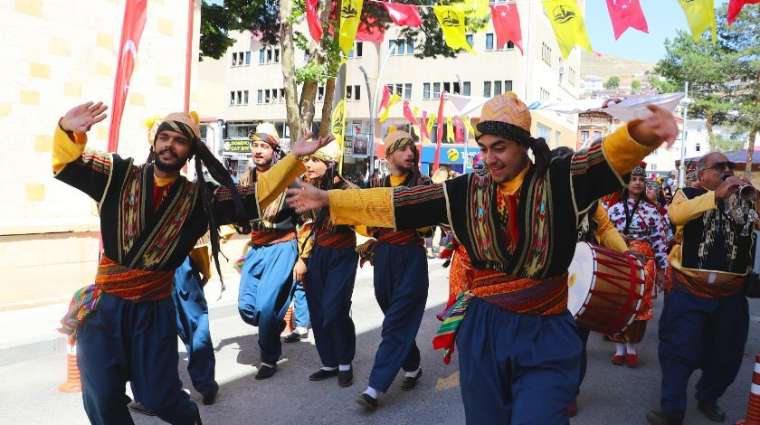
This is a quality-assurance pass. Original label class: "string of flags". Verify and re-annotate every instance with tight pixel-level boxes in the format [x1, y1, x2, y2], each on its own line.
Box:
[306, 0, 760, 60]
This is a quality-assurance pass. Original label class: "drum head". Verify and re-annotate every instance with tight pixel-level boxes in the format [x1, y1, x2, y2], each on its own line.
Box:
[567, 242, 595, 316]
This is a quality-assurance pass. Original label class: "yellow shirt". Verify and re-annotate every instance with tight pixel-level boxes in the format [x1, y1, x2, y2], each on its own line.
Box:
[592, 202, 627, 253]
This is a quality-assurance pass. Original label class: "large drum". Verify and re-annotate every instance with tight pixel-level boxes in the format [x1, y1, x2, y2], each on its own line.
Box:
[567, 242, 646, 335]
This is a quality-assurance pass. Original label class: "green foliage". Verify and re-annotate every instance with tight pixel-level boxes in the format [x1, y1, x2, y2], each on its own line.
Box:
[631, 79, 641, 93]
[604, 76, 620, 89]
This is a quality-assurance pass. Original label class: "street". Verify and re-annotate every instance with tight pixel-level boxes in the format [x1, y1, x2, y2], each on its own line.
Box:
[1, 261, 759, 425]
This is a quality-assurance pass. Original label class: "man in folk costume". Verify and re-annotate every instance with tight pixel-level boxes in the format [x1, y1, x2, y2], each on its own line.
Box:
[354, 131, 432, 410]
[606, 164, 670, 368]
[299, 141, 359, 388]
[53, 101, 327, 425]
[288, 93, 677, 424]
[647, 153, 759, 425]
[236, 123, 305, 380]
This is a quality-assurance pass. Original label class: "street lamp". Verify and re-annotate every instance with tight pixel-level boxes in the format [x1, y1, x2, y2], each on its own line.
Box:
[364, 42, 399, 177]
[678, 82, 691, 188]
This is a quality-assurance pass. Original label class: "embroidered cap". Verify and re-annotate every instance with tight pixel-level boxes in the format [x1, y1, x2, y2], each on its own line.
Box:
[309, 137, 340, 163]
[251, 122, 282, 150]
[384, 130, 418, 163]
[474, 92, 532, 138]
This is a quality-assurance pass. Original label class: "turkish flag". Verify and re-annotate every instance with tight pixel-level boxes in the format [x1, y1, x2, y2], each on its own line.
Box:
[604, 0, 649, 39]
[356, 15, 385, 42]
[433, 92, 446, 172]
[108, 0, 147, 153]
[306, 0, 323, 43]
[490, 4, 523, 54]
[420, 111, 429, 141]
[403, 101, 417, 126]
[384, 3, 422, 27]
[378, 85, 391, 113]
[728, 0, 760, 25]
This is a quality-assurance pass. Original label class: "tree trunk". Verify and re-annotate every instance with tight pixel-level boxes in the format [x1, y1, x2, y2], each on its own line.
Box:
[747, 127, 757, 179]
[705, 110, 714, 149]
[279, 0, 301, 141]
[300, 81, 318, 134]
[319, 78, 337, 137]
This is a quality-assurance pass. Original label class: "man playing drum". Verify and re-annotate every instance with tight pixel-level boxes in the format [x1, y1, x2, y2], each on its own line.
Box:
[287, 92, 678, 425]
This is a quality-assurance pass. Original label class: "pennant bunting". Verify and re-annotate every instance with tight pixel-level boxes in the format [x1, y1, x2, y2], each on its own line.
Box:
[463, 116, 476, 138]
[543, 0, 593, 59]
[727, 0, 759, 25]
[677, 0, 716, 42]
[403, 101, 418, 126]
[331, 98, 347, 173]
[379, 93, 401, 123]
[339, 0, 365, 55]
[384, 2, 423, 27]
[305, 0, 323, 43]
[434, 5, 474, 53]
[490, 4, 524, 54]
[454, 117, 465, 143]
[427, 113, 436, 140]
[378, 85, 391, 113]
[446, 116, 455, 143]
[433, 92, 446, 172]
[420, 111, 430, 142]
[604, 0, 648, 40]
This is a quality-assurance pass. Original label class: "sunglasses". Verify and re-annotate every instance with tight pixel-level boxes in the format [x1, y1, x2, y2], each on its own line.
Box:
[707, 161, 736, 171]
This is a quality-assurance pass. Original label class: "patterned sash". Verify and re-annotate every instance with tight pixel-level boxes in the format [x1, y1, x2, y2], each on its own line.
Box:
[249, 229, 296, 246]
[316, 231, 356, 249]
[672, 268, 745, 299]
[59, 256, 174, 342]
[374, 228, 423, 246]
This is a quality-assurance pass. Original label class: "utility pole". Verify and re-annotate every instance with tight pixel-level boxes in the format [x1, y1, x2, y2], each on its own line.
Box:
[358, 65, 374, 179]
[678, 82, 690, 188]
[366, 42, 398, 177]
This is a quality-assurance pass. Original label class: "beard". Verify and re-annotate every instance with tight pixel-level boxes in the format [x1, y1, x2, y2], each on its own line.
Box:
[154, 149, 188, 173]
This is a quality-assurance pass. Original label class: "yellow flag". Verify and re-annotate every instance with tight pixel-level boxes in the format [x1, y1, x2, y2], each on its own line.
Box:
[434, 5, 473, 53]
[463, 116, 476, 138]
[379, 93, 401, 123]
[426, 113, 436, 140]
[677, 0, 716, 42]
[543, 0, 592, 59]
[446, 116, 455, 142]
[330, 99, 347, 173]
[465, 0, 490, 21]
[339, 0, 364, 55]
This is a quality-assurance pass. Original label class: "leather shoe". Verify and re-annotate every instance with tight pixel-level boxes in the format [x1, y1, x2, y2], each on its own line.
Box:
[611, 354, 625, 365]
[255, 364, 277, 380]
[338, 367, 353, 387]
[127, 401, 156, 416]
[309, 368, 338, 381]
[625, 353, 639, 368]
[400, 369, 423, 391]
[646, 410, 683, 425]
[201, 386, 219, 405]
[356, 393, 378, 411]
[697, 400, 726, 422]
[283, 329, 308, 343]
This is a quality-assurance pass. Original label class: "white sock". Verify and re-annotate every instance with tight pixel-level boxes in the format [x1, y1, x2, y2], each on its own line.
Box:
[321, 366, 337, 371]
[625, 343, 637, 355]
[261, 362, 275, 368]
[295, 326, 308, 334]
[404, 368, 421, 378]
[363, 386, 380, 399]
[339, 364, 351, 372]
[615, 343, 626, 356]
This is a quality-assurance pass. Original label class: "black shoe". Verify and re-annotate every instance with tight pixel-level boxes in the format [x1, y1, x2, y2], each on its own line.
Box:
[283, 329, 308, 343]
[646, 410, 684, 425]
[279, 320, 287, 334]
[309, 368, 339, 381]
[697, 400, 726, 422]
[356, 393, 379, 411]
[338, 367, 353, 387]
[400, 369, 423, 391]
[255, 364, 277, 380]
[127, 401, 157, 416]
[201, 385, 219, 405]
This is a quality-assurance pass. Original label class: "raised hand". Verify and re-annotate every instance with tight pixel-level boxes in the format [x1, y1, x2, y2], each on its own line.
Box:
[628, 104, 679, 148]
[286, 179, 329, 213]
[60, 102, 108, 133]
[291, 132, 336, 157]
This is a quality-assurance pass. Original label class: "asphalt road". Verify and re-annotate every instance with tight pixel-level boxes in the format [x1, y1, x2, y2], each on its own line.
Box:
[2, 261, 759, 425]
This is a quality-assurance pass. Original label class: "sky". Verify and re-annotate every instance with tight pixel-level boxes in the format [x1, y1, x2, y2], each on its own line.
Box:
[584, 0, 728, 64]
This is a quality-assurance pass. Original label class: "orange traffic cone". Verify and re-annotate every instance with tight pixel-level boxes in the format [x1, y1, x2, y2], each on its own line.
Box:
[58, 342, 81, 393]
[736, 354, 760, 425]
[284, 306, 296, 332]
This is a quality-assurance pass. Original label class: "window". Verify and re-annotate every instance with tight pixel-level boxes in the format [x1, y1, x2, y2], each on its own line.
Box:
[558, 59, 565, 84]
[541, 42, 551, 66]
[540, 88, 550, 101]
[274, 49, 280, 63]
[486, 33, 494, 50]
[257, 90, 263, 104]
[348, 42, 364, 58]
[507, 41, 514, 49]
[504, 80, 513, 92]
[346, 86, 353, 100]
[406, 39, 414, 55]
[569, 67, 577, 86]
[264, 89, 271, 104]
[404, 83, 412, 100]
[423, 83, 431, 100]
[433, 82, 441, 98]
[232, 52, 238, 66]
[392, 39, 406, 55]
[494, 81, 502, 95]
[592, 131, 602, 140]
[463, 81, 471, 96]
[581, 131, 589, 144]
[483, 81, 492, 97]
[317, 86, 325, 102]
[271, 88, 278, 103]
[259, 48, 265, 64]
[230, 91, 235, 105]
[354, 85, 361, 101]
[236, 90, 242, 105]
[266, 49, 272, 62]
[443, 82, 451, 93]
[245, 51, 251, 65]
[279, 88, 285, 101]
[466, 34, 473, 48]
[537, 123, 551, 140]
[259, 47, 280, 64]
[395, 83, 403, 96]
[453, 82, 460, 95]
[243, 90, 249, 105]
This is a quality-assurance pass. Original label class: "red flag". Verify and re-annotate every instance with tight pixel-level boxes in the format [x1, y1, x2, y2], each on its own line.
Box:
[384, 3, 422, 27]
[490, 4, 523, 55]
[728, 0, 760, 25]
[108, 0, 147, 153]
[403, 101, 417, 126]
[420, 111, 429, 141]
[454, 117, 465, 143]
[433, 92, 446, 172]
[306, 0, 323, 43]
[378, 85, 391, 113]
[604, 0, 649, 40]
[357, 15, 385, 42]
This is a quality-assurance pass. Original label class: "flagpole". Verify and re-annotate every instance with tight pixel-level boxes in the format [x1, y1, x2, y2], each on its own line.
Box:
[183, 0, 195, 113]
[369, 42, 398, 177]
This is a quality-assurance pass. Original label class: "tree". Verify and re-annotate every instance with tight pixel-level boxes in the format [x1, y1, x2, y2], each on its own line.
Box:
[200, 0, 489, 140]
[631, 79, 641, 93]
[604, 76, 620, 89]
